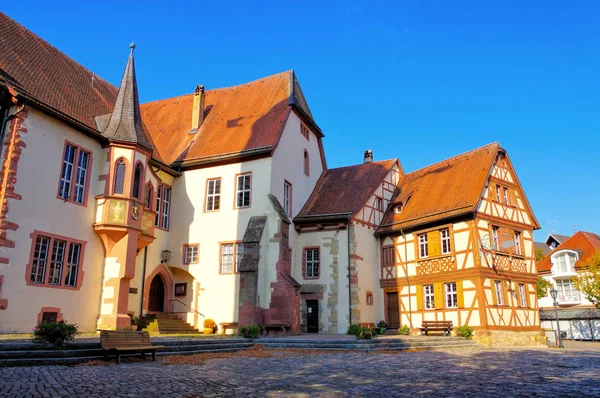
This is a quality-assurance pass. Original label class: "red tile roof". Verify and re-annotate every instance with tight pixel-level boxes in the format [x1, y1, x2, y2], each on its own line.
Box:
[376, 143, 500, 234]
[537, 231, 600, 273]
[140, 71, 310, 165]
[0, 12, 117, 131]
[295, 159, 398, 221]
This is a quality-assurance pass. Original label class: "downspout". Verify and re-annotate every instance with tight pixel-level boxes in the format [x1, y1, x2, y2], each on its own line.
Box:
[347, 215, 353, 326]
[400, 229, 413, 329]
[139, 247, 148, 317]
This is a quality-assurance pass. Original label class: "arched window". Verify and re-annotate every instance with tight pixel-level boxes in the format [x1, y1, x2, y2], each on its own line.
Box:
[132, 163, 143, 199]
[113, 159, 126, 195]
[303, 150, 310, 176]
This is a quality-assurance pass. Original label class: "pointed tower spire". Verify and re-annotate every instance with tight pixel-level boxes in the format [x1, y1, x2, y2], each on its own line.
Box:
[102, 43, 152, 150]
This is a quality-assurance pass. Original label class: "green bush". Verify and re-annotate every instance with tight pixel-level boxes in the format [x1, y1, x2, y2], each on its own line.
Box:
[347, 324, 361, 336]
[398, 325, 411, 335]
[203, 318, 217, 332]
[32, 320, 78, 347]
[239, 325, 261, 338]
[357, 326, 373, 340]
[455, 325, 474, 340]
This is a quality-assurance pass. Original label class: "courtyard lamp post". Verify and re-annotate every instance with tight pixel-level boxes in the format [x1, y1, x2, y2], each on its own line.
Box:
[549, 288, 564, 348]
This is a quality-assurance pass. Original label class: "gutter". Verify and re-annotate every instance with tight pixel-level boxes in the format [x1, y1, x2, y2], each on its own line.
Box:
[174, 147, 273, 169]
[374, 208, 474, 236]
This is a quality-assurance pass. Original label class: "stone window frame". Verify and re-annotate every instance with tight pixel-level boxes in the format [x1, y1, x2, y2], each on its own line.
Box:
[56, 140, 93, 207]
[366, 291, 374, 306]
[303, 246, 320, 280]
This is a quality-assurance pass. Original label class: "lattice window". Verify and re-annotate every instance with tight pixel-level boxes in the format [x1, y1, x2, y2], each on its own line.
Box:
[113, 159, 126, 195]
[236, 174, 251, 208]
[206, 179, 221, 211]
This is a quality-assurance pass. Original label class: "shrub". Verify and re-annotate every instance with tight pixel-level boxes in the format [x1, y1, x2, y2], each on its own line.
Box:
[376, 320, 387, 329]
[456, 325, 474, 340]
[203, 318, 217, 332]
[356, 326, 373, 340]
[347, 324, 361, 336]
[32, 320, 78, 347]
[239, 325, 261, 339]
[398, 325, 411, 335]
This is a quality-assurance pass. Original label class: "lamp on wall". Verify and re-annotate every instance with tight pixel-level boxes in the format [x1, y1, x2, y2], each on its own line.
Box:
[549, 288, 564, 348]
[161, 250, 171, 264]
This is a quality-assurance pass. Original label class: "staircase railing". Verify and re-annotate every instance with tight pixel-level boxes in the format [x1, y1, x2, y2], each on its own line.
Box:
[169, 299, 205, 320]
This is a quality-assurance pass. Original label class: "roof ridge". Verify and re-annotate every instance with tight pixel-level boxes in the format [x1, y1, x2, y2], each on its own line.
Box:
[405, 142, 499, 176]
[0, 12, 116, 91]
[325, 158, 398, 172]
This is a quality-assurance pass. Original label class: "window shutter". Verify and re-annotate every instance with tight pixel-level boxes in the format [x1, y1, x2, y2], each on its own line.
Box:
[428, 231, 441, 257]
[503, 282, 509, 307]
[509, 189, 517, 207]
[525, 284, 531, 308]
[416, 285, 423, 311]
[434, 282, 444, 309]
[456, 280, 464, 309]
[491, 281, 497, 305]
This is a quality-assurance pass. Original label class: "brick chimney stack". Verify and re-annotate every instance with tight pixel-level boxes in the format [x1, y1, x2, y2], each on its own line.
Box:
[364, 150, 373, 163]
[190, 84, 205, 134]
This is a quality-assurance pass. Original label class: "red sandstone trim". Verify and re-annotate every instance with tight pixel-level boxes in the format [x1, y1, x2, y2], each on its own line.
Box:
[142, 264, 174, 314]
[303, 149, 310, 177]
[37, 306, 63, 322]
[131, 160, 146, 201]
[0, 275, 7, 310]
[111, 157, 131, 196]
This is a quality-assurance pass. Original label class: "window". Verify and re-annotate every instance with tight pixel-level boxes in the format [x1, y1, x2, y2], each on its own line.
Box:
[220, 243, 244, 274]
[235, 174, 251, 209]
[514, 231, 522, 255]
[418, 234, 428, 258]
[375, 197, 383, 211]
[283, 181, 292, 217]
[301, 123, 310, 140]
[441, 229, 451, 254]
[303, 150, 310, 176]
[206, 178, 221, 211]
[183, 244, 199, 264]
[492, 226, 499, 250]
[394, 204, 402, 214]
[424, 284, 435, 309]
[113, 158, 126, 195]
[556, 279, 581, 302]
[445, 282, 457, 308]
[154, 184, 171, 230]
[518, 284, 527, 307]
[503, 187, 509, 205]
[382, 246, 394, 267]
[28, 231, 84, 289]
[366, 291, 374, 306]
[495, 184, 501, 202]
[494, 280, 504, 305]
[556, 253, 577, 274]
[58, 142, 90, 205]
[304, 248, 320, 279]
[132, 163, 142, 199]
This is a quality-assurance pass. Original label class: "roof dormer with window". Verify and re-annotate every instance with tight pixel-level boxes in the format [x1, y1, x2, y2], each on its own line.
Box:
[550, 250, 579, 277]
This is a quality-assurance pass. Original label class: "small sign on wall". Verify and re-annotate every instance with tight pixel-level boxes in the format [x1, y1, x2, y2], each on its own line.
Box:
[129, 287, 138, 294]
[175, 283, 187, 296]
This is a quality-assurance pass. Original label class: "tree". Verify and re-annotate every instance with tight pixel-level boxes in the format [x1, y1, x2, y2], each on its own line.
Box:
[537, 276, 552, 299]
[535, 248, 546, 262]
[573, 252, 600, 308]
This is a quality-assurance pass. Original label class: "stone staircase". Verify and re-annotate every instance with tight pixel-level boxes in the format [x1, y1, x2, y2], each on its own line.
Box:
[139, 313, 201, 335]
[256, 336, 477, 351]
[0, 338, 253, 367]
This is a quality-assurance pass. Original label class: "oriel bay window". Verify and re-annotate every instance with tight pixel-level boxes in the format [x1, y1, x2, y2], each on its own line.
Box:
[58, 141, 91, 205]
[27, 231, 85, 289]
[417, 227, 452, 259]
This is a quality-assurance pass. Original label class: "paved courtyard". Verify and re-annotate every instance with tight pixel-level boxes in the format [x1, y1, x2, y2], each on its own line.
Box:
[1, 346, 600, 397]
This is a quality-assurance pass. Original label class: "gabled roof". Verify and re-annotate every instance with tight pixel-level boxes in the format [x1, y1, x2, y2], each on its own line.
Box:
[534, 242, 551, 257]
[0, 12, 117, 132]
[376, 143, 500, 234]
[545, 233, 571, 248]
[537, 231, 600, 273]
[295, 159, 398, 222]
[139, 71, 321, 166]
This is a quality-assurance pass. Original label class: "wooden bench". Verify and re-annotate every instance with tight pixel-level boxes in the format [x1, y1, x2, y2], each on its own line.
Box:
[100, 330, 164, 364]
[419, 321, 453, 336]
[261, 323, 291, 336]
[220, 322, 238, 334]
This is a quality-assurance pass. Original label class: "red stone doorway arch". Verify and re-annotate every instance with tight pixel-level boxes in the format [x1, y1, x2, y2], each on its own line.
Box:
[143, 264, 174, 314]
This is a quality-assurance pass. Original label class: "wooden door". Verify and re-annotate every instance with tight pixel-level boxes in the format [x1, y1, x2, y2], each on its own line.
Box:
[387, 292, 400, 328]
[306, 300, 319, 333]
[149, 275, 165, 312]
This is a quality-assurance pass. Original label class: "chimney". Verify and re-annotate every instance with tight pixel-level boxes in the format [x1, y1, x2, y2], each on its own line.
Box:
[364, 150, 373, 163]
[190, 84, 205, 134]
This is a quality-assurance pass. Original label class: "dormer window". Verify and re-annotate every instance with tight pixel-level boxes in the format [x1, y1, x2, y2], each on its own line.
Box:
[555, 252, 578, 274]
[394, 204, 402, 214]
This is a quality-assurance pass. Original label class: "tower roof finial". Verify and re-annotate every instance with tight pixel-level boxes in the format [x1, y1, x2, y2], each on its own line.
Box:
[130, 41, 136, 53]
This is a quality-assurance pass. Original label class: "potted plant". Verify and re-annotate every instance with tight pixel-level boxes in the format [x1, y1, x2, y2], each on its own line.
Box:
[376, 320, 387, 335]
[204, 318, 217, 334]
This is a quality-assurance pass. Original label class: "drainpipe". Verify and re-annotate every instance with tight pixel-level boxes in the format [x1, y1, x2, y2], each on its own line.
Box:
[139, 247, 148, 317]
[400, 229, 413, 328]
[347, 215, 353, 326]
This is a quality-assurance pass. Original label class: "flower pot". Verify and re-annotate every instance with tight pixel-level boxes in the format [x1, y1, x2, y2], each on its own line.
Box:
[204, 328, 214, 335]
[130, 325, 137, 331]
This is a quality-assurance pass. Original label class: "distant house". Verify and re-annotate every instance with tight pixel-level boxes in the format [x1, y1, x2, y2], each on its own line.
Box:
[537, 231, 600, 341]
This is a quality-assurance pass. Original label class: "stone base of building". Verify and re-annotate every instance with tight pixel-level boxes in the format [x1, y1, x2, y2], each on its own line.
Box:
[96, 314, 131, 331]
[474, 329, 547, 347]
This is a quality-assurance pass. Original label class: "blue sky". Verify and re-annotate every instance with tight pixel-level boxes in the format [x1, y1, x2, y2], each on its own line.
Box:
[3, 1, 599, 241]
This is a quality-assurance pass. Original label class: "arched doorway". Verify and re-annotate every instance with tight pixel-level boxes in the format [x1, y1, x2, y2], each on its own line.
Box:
[149, 275, 165, 312]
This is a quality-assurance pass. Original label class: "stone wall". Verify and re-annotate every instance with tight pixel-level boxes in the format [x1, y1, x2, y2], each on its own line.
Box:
[474, 329, 547, 347]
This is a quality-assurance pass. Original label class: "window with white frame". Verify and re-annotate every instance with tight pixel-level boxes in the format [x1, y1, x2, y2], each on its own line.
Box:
[29, 232, 83, 288]
[375, 197, 383, 211]
[518, 283, 527, 307]
[154, 184, 171, 230]
[441, 228, 451, 254]
[184, 245, 199, 264]
[304, 248, 320, 279]
[58, 142, 90, 204]
[445, 282, 457, 308]
[424, 284, 435, 309]
[556, 278, 581, 302]
[283, 181, 292, 216]
[556, 252, 577, 274]
[494, 280, 504, 305]
[155, 185, 162, 227]
[235, 174, 251, 208]
[514, 231, 522, 255]
[220, 243, 244, 274]
[492, 226, 499, 250]
[206, 179, 221, 211]
[503, 187, 509, 205]
[495, 184, 501, 202]
[419, 234, 428, 258]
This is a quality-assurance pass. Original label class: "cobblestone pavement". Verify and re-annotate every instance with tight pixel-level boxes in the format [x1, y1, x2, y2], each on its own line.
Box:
[1, 347, 600, 397]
